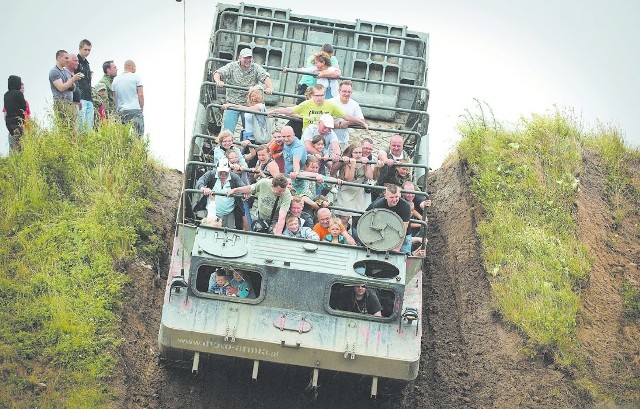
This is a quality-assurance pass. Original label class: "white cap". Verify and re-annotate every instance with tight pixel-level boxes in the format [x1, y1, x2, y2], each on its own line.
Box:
[216, 158, 230, 173]
[239, 48, 253, 58]
[319, 113, 334, 128]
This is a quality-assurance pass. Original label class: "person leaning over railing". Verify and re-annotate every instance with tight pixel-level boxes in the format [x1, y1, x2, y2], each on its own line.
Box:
[249, 144, 280, 183]
[302, 113, 342, 171]
[269, 83, 367, 135]
[402, 180, 432, 251]
[213, 47, 273, 134]
[227, 174, 292, 236]
[212, 129, 248, 167]
[291, 156, 342, 215]
[330, 142, 374, 242]
[366, 184, 411, 254]
[284, 51, 339, 99]
[330, 80, 365, 149]
[195, 158, 246, 230]
[373, 158, 412, 200]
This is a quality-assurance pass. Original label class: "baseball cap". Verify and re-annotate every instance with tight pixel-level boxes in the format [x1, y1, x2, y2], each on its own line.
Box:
[216, 158, 230, 173]
[239, 48, 253, 58]
[319, 114, 334, 128]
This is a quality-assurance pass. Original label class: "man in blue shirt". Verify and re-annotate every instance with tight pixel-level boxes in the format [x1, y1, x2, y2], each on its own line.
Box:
[281, 125, 307, 177]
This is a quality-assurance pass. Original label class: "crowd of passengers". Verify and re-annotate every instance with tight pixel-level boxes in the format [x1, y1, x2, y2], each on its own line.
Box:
[196, 44, 431, 256]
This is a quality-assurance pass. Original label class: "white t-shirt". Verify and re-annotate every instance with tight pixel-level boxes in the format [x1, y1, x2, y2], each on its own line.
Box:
[112, 72, 143, 111]
[328, 97, 364, 145]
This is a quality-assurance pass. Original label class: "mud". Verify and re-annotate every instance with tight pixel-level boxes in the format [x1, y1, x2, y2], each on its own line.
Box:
[111, 152, 639, 408]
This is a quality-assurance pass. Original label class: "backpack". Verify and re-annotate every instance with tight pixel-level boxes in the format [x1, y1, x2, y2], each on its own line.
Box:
[252, 104, 275, 144]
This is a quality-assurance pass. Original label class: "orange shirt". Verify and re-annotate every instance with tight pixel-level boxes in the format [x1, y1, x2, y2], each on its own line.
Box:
[313, 223, 345, 240]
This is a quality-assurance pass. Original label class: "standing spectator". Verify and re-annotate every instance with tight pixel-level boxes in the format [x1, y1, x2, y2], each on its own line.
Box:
[49, 50, 82, 127]
[377, 134, 406, 164]
[401, 180, 431, 248]
[329, 80, 365, 148]
[268, 128, 285, 173]
[375, 158, 412, 198]
[213, 48, 273, 134]
[374, 134, 407, 181]
[250, 144, 280, 182]
[95, 60, 118, 118]
[324, 218, 349, 244]
[222, 85, 271, 146]
[75, 39, 94, 132]
[3, 75, 27, 152]
[291, 155, 335, 212]
[93, 83, 108, 122]
[66, 54, 82, 111]
[361, 137, 375, 161]
[112, 60, 144, 137]
[212, 130, 247, 168]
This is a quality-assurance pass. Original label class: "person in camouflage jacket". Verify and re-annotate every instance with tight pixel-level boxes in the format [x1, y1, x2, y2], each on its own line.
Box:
[95, 60, 117, 118]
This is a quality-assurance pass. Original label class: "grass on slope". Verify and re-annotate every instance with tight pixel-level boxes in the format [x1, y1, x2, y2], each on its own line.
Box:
[458, 105, 590, 366]
[458, 104, 639, 401]
[0, 120, 160, 408]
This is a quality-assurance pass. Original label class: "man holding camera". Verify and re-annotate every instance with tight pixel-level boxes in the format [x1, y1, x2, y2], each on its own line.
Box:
[49, 50, 83, 127]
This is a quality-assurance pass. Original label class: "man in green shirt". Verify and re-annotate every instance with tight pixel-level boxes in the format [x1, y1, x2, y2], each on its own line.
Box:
[227, 174, 291, 235]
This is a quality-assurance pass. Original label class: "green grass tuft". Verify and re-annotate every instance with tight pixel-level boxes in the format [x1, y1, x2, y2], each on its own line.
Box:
[458, 105, 591, 366]
[0, 120, 160, 407]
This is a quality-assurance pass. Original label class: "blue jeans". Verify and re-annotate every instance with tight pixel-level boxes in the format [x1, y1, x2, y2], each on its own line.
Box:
[400, 235, 412, 254]
[222, 109, 245, 134]
[120, 109, 144, 137]
[243, 199, 253, 227]
[79, 100, 94, 132]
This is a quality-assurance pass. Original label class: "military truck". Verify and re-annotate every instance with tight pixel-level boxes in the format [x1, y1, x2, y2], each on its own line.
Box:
[158, 2, 430, 398]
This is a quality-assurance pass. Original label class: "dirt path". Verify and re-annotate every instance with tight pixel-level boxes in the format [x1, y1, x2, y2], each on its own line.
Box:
[112, 155, 640, 408]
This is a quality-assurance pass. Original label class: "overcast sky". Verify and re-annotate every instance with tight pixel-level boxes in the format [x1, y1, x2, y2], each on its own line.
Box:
[1, 0, 638, 169]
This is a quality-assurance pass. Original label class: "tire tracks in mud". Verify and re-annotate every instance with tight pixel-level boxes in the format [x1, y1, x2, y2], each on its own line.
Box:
[114, 163, 592, 408]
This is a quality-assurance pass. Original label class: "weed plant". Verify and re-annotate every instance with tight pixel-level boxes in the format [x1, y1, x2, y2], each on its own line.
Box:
[583, 123, 640, 227]
[458, 105, 592, 366]
[0, 120, 158, 407]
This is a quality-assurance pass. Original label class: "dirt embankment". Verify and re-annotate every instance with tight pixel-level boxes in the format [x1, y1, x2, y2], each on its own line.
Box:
[111, 153, 639, 408]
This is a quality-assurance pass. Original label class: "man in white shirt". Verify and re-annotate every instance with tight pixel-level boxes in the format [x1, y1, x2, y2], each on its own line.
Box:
[112, 60, 144, 136]
[301, 113, 341, 160]
[329, 80, 365, 149]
